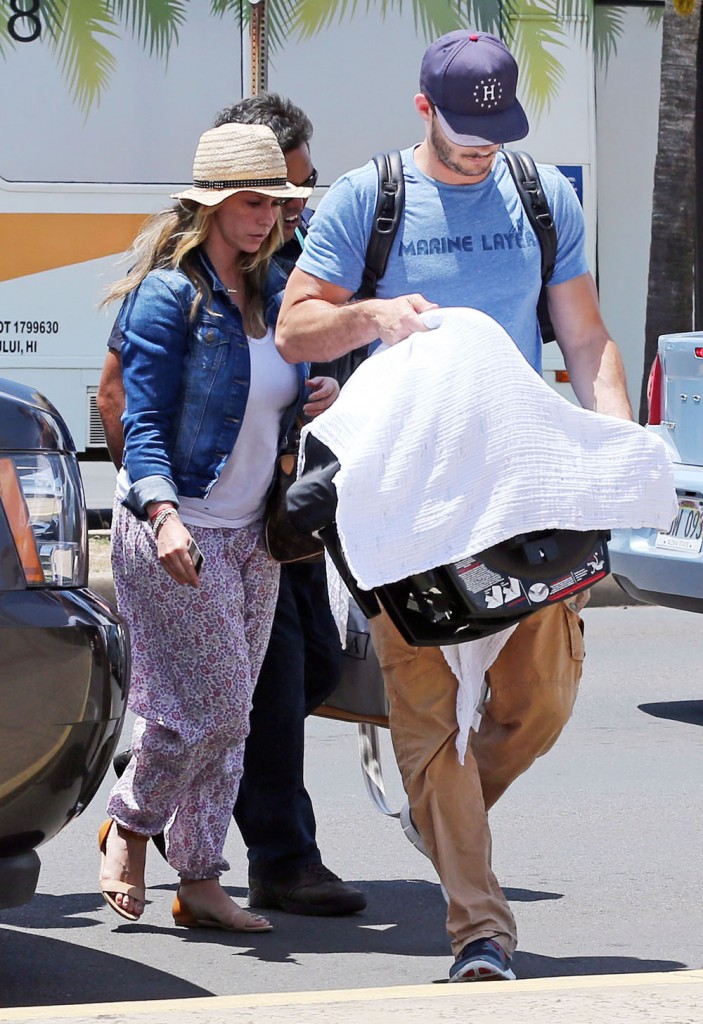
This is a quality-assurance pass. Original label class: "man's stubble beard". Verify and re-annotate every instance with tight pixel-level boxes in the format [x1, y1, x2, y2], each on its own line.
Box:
[429, 118, 496, 181]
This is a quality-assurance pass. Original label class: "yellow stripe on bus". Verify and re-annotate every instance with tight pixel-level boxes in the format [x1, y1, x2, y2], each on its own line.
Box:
[0, 213, 148, 282]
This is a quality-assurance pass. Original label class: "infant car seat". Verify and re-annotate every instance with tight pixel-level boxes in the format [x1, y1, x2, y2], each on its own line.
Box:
[287, 434, 609, 646]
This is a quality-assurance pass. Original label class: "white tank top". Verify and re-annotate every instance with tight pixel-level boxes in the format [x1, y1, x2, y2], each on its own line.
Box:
[176, 325, 298, 528]
[116, 327, 299, 526]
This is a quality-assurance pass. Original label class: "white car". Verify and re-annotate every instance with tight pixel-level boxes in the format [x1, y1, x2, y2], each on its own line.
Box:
[609, 331, 703, 612]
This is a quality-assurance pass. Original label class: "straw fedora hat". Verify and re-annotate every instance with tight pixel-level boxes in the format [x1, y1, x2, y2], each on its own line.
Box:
[172, 123, 313, 207]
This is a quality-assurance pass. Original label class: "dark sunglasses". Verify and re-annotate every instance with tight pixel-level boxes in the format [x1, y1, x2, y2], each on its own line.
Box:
[298, 168, 318, 189]
[283, 168, 318, 203]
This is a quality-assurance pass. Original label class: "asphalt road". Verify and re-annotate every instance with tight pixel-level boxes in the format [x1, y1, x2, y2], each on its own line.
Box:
[1, 604, 702, 1010]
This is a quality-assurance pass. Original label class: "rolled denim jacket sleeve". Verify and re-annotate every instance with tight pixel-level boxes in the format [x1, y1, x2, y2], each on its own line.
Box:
[120, 272, 189, 519]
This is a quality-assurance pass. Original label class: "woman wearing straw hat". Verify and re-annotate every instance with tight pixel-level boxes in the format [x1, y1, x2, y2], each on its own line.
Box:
[97, 122, 328, 931]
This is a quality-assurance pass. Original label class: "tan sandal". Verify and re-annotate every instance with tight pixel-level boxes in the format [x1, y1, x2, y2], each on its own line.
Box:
[172, 891, 272, 933]
[98, 819, 148, 922]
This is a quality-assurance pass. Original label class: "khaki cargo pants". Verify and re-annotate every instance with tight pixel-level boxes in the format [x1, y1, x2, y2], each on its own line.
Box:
[369, 601, 585, 957]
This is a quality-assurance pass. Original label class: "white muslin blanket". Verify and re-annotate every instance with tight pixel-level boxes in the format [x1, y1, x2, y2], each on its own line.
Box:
[303, 307, 677, 760]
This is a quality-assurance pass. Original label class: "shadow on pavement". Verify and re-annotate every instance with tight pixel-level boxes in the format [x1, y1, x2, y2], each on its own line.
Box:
[503, 887, 562, 903]
[1, 879, 688, 1006]
[0, 891, 106, 931]
[142, 878, 453, 962]
[0, 928, 211, 1007]
[512, 950, 689, 980]
[639, 701, 703, 727]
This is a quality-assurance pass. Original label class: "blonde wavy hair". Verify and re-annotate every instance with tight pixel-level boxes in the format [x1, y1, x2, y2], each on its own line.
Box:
[103, 199, 284, 337]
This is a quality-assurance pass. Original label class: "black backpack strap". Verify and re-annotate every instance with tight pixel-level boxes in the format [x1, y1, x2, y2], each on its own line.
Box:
[355, 149, 405, 301]
[323, 150, 405, 386]
[502, 149, 558, 342]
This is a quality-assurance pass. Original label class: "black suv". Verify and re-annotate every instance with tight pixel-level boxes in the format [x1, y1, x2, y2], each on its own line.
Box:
[0, 377, 129, 910]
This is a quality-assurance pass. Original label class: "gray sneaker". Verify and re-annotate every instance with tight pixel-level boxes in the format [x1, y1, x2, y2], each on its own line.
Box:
[448, 938, 516, 982]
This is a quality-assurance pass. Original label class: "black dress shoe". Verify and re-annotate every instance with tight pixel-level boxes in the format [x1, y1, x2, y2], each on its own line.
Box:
[248, 864, 367, 916]
[112, 747, 132, 778]
[112, 748, 167, 860]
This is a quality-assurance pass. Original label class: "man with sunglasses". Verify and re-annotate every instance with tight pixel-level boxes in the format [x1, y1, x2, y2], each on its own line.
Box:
[98, 93, 366, 918]
[276, 32, 632, 979]
[214, 97, 319, 262]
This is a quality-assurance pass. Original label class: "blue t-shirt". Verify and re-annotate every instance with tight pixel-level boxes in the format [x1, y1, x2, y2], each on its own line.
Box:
[297, 147, 588, 373]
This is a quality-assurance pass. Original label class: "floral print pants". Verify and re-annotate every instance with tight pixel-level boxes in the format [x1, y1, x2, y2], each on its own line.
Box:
[107, 502, 279, 880]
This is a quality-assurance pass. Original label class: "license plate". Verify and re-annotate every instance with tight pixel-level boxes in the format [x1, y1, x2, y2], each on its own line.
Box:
[655, 498, 703, 553]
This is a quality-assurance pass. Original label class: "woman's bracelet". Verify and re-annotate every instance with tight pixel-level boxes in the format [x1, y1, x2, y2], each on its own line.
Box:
[151, 506, 179, 536]
[148, 502, 173, 522]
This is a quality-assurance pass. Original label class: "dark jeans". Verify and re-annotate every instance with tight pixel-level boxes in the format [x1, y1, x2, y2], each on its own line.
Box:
[233, 559, 343, 880]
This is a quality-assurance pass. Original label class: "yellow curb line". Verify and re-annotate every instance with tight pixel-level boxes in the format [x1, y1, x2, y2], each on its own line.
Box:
[2, 971, 703, 1021]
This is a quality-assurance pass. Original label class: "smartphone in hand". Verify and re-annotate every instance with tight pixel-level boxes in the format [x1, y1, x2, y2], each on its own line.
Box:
[187, 537, 204, 575]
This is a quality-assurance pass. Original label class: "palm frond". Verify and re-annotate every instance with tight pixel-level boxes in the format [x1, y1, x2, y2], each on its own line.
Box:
[0, 0, 61, 52]
[379, 0, 467, 38]
[555, 0, 626, 64]
[35, 0, 64, 40]
[285, 0, 363, 39]
[286, 0, 569, 112]
[505, 4, 566, 118]
[210, 0, 297, 53]
[288, 0, 465, 41]
[646, 5, 664, 28]
[209, 0, 243, 12]
[45, 0, 118, 115]
[553, 0, 590, 45]
[591, 2, 625, 69]
[0, 14, 17, 58]
[450, 0, 519, 36]
[107, 0, 187, 59]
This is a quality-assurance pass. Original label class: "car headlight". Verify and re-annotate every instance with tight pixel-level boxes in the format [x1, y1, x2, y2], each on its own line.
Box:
[0, 452, 88, 587]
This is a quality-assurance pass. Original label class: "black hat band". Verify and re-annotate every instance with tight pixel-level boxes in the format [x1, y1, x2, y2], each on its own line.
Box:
[193, 176, 288, 189]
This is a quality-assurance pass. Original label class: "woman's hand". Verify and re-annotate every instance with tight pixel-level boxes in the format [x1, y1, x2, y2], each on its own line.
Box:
[154, 514, 201, 587]
[303, 375, 339, 418]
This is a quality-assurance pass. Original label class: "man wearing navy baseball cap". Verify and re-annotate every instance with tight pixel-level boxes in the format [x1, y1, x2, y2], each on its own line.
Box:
[277, 30, 633, 982]
[420, 30, 529, 146]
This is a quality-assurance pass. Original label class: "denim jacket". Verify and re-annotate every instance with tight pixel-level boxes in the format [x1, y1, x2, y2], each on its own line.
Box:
[119, 252, 308, 518]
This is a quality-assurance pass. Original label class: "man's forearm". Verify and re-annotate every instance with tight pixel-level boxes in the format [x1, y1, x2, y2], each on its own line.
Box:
[97, 349, 127, 468]
[102, 419, 125, 469]
[276, 268, 437, 363]
[564, 337, 634, 420]
[549, 275, 633, 421]
[96, 390, 125, 468]
[276, 296, 385, 363]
